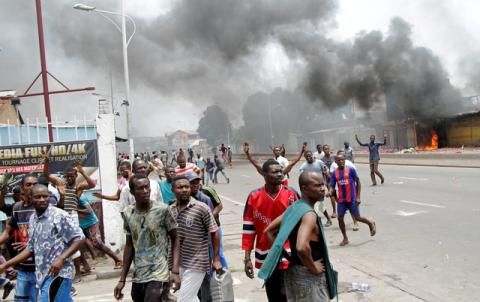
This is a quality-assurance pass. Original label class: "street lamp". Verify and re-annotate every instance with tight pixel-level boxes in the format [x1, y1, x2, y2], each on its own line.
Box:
[74, 2, 136, 161]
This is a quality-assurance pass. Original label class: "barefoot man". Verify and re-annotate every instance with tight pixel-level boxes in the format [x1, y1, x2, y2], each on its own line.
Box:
[329, 154, 376, 246]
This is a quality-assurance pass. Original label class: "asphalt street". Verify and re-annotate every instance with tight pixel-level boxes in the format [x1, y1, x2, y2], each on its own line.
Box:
[74, 161, 480, 301]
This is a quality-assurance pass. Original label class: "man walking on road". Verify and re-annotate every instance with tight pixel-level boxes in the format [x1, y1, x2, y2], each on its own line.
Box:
[0, 184, 85, 302]
[242, 159, 300, 302]
[170, 175, 222, 302]
[114, 174, 180, 302]
[263, 171, 334, 302]
[330, 155, 376, 246]
[214, 155, 230, 184]
[355, 134, 387, 185]
[0, 174, 38, 302]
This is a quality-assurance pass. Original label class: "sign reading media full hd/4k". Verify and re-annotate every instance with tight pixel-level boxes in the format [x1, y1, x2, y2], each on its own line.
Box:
[0, 140, 100, 193]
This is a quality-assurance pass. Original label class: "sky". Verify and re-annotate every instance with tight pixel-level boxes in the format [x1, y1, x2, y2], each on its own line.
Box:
[1, 0, 479, 137]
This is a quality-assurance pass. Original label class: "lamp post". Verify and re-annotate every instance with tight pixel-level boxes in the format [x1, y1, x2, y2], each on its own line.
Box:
[74, 2, 136, 161]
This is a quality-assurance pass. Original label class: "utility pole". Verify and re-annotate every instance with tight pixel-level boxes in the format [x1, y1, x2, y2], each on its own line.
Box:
[35, 0, 53, 142]
[17, 0, 95, 143]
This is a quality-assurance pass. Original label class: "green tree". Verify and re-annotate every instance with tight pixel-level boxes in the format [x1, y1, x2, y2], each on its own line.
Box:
[197, 105, 232, 147]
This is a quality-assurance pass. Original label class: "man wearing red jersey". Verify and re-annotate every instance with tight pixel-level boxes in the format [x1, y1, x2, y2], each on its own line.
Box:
[330, 154, 376, 246]
[242, 159, 300, 302]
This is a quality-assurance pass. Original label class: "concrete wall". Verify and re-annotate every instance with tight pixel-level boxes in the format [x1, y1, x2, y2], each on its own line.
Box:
[96, 114, 124, 251]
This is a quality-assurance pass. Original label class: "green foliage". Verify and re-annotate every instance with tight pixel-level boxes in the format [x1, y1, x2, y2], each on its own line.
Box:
[197, 105, 232, 147]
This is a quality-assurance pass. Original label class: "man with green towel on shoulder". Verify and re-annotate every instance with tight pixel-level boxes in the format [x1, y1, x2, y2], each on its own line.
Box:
[262, 171, 337, 301]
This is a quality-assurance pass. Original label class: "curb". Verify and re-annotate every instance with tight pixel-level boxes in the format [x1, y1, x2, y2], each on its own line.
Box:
[352, 161, 480, 169]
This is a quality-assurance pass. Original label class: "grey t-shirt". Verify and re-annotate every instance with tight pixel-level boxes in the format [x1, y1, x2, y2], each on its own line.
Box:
[299, 160, 326, 174]
[299, 160, 327, 201]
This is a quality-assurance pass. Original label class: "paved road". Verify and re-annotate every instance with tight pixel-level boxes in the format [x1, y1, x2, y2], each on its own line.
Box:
[75, 161, 479, 301]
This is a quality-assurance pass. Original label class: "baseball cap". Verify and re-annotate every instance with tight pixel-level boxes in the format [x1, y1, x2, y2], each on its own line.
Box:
[185, 172, 201, 182]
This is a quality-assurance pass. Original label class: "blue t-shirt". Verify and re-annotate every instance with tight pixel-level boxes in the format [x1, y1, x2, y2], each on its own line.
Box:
[78, 197, 98, 229]
[360, 141, 386, 161]
[330, 167, 359, 203]
[195, 158, 206, 170]
[159, 180, 176, 205]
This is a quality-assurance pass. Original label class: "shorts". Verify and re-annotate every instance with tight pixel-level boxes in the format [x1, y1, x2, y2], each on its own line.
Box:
[337, 201, 360, 217]
[82, 224, 104, 249]
[40, 276, 73, 302]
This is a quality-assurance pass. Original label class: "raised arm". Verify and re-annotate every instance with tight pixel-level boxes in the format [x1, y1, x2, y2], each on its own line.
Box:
[75, 161, 96, 192]
[41, 150, 64, 187]
[283, 142, 307, 175]
[378, 134, 387, 146]
[243, 143, 265, 176]
[93, 189, 121, 201]
[355, 134, 365, 146]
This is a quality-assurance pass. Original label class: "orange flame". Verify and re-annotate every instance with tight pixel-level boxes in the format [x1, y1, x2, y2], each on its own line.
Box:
[416, 131, 438, 151]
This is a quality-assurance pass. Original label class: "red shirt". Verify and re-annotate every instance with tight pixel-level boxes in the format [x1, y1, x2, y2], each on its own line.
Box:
[242, 185, 300, 269]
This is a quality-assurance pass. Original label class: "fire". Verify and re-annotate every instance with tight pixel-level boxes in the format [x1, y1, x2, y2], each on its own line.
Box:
[416, 130, 439, 151]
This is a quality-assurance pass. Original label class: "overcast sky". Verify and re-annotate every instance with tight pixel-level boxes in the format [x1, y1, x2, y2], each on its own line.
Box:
[1, 0, 479, 136]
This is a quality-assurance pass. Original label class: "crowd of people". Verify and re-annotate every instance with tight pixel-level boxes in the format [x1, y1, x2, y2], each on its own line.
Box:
[0, 134, 388, 302]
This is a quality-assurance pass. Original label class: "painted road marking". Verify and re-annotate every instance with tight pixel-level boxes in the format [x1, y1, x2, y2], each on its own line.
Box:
[399, 177, 429, 181]
[241, 174, 252, 178]
[393, 181, 404, 185]
[400, 200, 446, 209]
[395, 210, 427, 216]
[219, 194, 244, 206]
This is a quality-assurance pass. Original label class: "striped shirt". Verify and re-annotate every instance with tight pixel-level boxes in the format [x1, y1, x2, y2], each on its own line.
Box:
[175, 163, 201, 176]
[330, 167, 359, 203]
[63, 187, 79, 213]
[170, 199, 218, 272]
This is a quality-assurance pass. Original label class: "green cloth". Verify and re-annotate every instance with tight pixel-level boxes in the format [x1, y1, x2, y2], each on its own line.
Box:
[122, 204, 177, 283]
[258, 199, 338, 299]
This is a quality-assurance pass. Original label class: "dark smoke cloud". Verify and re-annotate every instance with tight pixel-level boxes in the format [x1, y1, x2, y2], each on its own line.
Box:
[292, 17, 463, 119]
[49, 0, 337, 103]
[0, 0, 469, 138]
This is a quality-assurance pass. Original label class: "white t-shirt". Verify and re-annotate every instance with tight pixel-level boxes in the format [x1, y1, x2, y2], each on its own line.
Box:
[313, 151, 325, 160]
[329, 160, 356, 173]
[274, 156, 289, 181]
[119, 179, 163, 211]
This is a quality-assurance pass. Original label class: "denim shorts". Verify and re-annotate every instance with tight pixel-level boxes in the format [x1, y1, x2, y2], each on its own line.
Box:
[14, 270, 38, 302]
[40, 276, 73, 302]
[284, 264, 329, 302]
